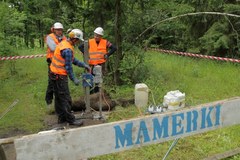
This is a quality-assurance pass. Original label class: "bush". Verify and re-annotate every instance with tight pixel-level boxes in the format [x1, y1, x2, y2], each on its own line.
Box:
[0, 40, 18, 75]
[118, 47, 149, 84]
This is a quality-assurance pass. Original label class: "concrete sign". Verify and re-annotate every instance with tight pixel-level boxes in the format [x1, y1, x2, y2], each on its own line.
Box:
[14, 97, 240, 160]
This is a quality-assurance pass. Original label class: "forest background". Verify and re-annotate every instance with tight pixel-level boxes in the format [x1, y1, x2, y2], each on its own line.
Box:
[0, 0, 240, 85]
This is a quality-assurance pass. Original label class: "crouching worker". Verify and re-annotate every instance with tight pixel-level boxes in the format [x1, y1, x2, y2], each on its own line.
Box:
[50, 29, 91, 126]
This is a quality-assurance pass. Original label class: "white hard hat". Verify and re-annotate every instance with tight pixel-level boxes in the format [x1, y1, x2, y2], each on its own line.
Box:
[69, 29, 84, 41]
[94, 27, 104, 36]
[53, 22, 63, 29]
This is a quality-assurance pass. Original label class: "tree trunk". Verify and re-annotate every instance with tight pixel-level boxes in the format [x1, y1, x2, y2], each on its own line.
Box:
[30, 38, 34, 48]
[37, 20, 44, 48]
[114, 0, 123, 85]
[100, 2, 104, 28]
[82, 0, 90, 33]
[24, 22, 29, 48]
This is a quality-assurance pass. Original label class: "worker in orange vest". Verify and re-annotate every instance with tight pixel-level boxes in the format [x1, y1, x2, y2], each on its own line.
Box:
[50, 29, 90, 126]
[78, 27, 117, 94]
[45, 22, 66, 106]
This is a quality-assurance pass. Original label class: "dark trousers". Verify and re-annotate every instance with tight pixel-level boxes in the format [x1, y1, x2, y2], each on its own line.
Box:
[50, 73, 75, 123]
[45, 62, 54, 104]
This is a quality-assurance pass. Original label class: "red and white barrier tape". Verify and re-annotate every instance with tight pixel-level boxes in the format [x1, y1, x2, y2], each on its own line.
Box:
[1, 49, 240, 63]
[0, 54, 46, 61]
[149, 48, 240, 63]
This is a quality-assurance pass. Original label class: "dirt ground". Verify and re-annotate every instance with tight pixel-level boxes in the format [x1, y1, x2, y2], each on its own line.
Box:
[0, 98, 133, 139]
[43, 110, 109, 131]
[0, 110, 108, 139]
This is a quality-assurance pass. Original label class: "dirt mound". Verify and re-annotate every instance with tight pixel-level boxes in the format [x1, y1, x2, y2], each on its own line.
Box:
[72, 90, 134, 111]
[72, 90, 116, 111]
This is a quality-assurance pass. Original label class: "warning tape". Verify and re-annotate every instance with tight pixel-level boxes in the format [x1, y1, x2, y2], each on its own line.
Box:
[149, 48, 240, 63]
[1, 49, 240, 63]
[0, 54, 45, 61]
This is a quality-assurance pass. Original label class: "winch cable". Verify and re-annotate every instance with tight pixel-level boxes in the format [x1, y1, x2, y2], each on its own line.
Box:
[136, 12, 240, 41]
[101, 89, 111, 112]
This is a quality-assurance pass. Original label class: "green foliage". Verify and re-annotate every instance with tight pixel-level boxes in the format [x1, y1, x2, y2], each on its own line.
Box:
[0, 41, 15, 57]
[171, 0, 240, 57]
[215, 35, 230, 49]
[1, 0, 240, 84]
[199, 22, 230, 56]
[223, 3, 240, 55]
[118, 47, 149, 84]
[1, 1, 240, 84]
[224, 4, 240, 13]
[0, 1, 26, 52]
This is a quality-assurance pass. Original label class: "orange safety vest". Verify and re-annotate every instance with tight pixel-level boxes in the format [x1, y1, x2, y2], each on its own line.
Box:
[46, 33, 66, 59]
[50, 40, 74, 75]
[88, 38, 107, 65]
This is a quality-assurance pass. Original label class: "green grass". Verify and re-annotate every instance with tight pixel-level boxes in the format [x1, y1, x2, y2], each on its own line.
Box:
[0, 48, 85, 135]
[144, 52, 240, 106]
[1, 49, 240, 159]
[93, 51, 240, 160]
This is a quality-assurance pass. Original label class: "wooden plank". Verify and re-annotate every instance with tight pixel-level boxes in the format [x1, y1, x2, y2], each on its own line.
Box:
[0, 145, 7, 160]
[204, 148, 240, 160]
[13, 97, 240, 160]
[0, 143, 16, 160]
[0, 136, 22, 145]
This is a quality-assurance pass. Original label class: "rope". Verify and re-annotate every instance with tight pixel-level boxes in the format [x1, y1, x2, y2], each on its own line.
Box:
[102, 89, 111, 112]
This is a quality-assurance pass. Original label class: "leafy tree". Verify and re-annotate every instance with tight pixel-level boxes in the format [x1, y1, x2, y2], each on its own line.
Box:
[1, 0, 240, 83]
[223, 3, 240, 57]
[199, 21, 230, 56]
[0, 2, 26, 56]
[108, 0, 159, 84]
[22, 0, 52, 48]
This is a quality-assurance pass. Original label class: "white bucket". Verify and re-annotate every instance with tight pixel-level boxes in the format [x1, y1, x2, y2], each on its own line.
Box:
[163, 90, 185, 110]
[134, 83, 149, 108]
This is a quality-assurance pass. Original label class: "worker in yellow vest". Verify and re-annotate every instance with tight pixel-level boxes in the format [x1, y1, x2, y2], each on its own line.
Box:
[78, 27, 117, 93]
[45, 22, 66, 106]
[50, 29, 91, 126]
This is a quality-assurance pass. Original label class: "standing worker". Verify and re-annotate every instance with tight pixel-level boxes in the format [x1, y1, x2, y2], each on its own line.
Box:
[45, 22, 66, 106]
[50, 29, 91, 126]
[78, 27, 117, 93]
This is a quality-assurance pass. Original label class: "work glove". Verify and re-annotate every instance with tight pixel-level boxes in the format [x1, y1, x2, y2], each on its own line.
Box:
[85, 65, 91, 73]
[104, 54, 108, 60]
[73, 78, 80, 86]
[46, 58, 52, 64]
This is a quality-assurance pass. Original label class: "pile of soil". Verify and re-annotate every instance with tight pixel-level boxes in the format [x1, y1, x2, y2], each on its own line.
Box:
[72, 90, 116, 111]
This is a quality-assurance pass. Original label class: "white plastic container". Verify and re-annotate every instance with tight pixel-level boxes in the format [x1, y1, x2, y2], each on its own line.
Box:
[134, 83, 149, 108]
[163, 90, 185, 110]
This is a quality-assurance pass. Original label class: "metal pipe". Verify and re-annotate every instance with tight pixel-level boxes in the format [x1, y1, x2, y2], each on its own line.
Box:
[99, 84, 102, 118]
[162, 138, 180, 160]
[83, 40, 91, 113]
[0, 99, 19, 120]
